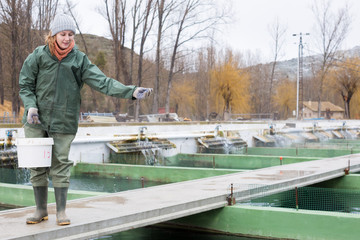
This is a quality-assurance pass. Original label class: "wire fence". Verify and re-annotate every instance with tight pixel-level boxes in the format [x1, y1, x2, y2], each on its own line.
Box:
[230, 113, 275, 120]
[0, 112, 18, 124]
[241, 186, 360, 214]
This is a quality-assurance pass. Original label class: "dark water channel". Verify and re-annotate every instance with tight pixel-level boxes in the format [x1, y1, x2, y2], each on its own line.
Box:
[100, 227, 256, 240]
[0, 206, 10, 211]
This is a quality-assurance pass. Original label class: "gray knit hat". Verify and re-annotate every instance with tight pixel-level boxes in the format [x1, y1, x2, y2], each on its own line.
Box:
[50, 14, 76, 36]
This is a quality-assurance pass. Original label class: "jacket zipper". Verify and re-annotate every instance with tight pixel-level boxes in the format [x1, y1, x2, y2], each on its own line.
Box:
[48, 60, 62, 133]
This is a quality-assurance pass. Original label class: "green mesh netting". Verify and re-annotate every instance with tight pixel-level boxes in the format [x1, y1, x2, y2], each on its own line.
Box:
[242, 187, 360, 214]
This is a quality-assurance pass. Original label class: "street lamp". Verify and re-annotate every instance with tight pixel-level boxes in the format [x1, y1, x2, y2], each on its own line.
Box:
[293, 32, 310, 120]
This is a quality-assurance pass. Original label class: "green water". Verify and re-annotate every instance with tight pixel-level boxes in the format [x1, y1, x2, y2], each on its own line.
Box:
[0, 168, 31, 185]
[70, 174, 162, 192]
[0, 168, 162, 191]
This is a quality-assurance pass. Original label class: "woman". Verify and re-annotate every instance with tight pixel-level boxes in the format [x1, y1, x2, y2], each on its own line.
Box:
[19, 14, 152, 226]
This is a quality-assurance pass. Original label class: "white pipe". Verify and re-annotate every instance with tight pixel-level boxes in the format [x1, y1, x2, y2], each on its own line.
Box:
[72, 132, 215, 144]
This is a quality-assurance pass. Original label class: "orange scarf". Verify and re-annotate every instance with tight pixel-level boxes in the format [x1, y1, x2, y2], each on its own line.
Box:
[54, 40, 75, 61]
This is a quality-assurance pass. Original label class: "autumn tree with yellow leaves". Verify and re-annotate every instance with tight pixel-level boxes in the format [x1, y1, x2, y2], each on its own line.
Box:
[350, 93, 360, 119]
[328, 57, 360, 119]
[210, 53, 250, 120]
[170, 77, 196, 119]
[272, 78, 296, 119]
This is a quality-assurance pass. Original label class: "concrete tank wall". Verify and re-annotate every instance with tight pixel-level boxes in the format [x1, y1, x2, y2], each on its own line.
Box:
[4, 120, 360, 165]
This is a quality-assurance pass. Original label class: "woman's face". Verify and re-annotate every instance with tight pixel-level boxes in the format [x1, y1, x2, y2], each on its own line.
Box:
[55, 31, 75, 49]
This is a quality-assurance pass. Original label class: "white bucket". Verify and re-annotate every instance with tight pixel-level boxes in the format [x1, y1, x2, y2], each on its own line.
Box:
[16, 138, 54, 168]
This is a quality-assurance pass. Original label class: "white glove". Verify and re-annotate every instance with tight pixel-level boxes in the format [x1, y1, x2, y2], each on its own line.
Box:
[133, 87, 153, 99]
[27, 107, 41, 124]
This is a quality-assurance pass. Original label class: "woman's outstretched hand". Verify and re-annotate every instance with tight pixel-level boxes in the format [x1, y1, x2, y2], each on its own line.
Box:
[133, 87, 153, 99]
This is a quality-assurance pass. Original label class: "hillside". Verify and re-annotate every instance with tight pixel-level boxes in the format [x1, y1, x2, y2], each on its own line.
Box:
[75, 34, 115, 61]
[275, 45, 360, 80]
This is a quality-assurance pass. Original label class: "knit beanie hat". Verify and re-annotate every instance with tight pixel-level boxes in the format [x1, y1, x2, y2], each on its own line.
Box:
[50, 14, 76, 36]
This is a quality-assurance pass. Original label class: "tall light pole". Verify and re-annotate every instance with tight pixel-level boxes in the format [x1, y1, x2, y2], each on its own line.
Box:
[293, 32, 309, 120]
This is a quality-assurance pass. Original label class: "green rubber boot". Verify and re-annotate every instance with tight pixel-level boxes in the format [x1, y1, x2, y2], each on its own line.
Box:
[26, 186, 48, 224]
[54, 187, 70, 226]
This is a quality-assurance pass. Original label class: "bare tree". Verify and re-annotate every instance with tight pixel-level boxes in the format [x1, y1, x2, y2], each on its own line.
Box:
[206, 43, 216, 119]
[0, 46, 3, 105]
[129, 0, 139, 81]
[25, 0, 33, 52]
[126, 0, 142, 117]
[104, 0, 127, 112]
[311, 0, 351, 117]
[17, 0, 35, 78]
[0, 0, 38, 116]
[0, 0, 22, 113]
[332, 58, 360, 119]
[193, 42, 215, 120]
[164, 0, 225, 114]
[267, 17, 286, 113]
[194, 51, 207, 120]
[134, 0, 155, 120]
[104, 0, 122, 80]
[249, 63, 271, 114]
[36, 0, 59, 37]
[117, 0, 130, 86]
[152, 0, 175, 114]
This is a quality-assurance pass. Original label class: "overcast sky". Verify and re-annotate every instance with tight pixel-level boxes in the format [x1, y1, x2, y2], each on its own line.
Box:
[72, 0, 360, 62]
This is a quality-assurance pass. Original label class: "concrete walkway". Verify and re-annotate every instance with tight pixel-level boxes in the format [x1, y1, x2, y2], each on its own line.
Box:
[1, 154, 360, 240]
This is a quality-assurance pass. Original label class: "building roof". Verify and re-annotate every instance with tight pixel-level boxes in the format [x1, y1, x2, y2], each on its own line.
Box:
[303, 101, 344, 112]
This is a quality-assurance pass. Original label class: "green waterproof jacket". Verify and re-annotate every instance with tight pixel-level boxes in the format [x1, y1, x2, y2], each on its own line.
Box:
[19, 45, 136, 134]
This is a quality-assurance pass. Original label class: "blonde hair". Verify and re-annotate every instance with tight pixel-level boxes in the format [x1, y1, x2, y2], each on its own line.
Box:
[45, 31, 56, 55]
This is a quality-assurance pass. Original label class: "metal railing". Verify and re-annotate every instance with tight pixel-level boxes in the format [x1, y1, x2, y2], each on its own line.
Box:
[231, 113, 275, 120]
[80, 112, 114, 121]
